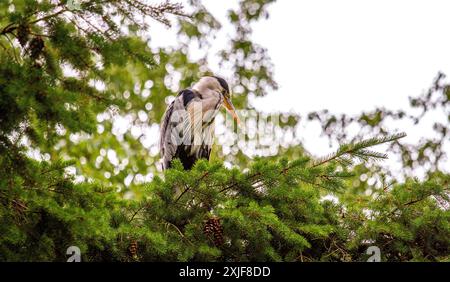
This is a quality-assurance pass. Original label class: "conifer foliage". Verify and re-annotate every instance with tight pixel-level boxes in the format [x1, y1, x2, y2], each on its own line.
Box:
[0, 1, 449, 262]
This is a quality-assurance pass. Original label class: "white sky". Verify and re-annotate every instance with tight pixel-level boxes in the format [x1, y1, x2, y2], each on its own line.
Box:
[201, 0, 450, 114]
[150, 0, 450, 177]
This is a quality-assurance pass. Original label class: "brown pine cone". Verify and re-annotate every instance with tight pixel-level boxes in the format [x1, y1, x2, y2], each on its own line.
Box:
[204, 216, 224, 246]
[128, 240, 138, 259]
[17, 24, 30, 47]
[29, 37, 44, 59]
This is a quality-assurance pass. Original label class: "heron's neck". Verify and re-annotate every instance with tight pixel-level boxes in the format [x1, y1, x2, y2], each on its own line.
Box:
[192, 85, 221, 101]
[192, 86, 223, 115]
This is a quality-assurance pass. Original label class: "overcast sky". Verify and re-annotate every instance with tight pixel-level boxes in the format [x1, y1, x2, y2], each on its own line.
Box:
[200, 0, 450, 114]
[151, 0, 450, 113]
[150, 0, 450, 176]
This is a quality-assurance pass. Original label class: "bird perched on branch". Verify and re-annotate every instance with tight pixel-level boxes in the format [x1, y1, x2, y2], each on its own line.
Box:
[159, 76, 240, 170]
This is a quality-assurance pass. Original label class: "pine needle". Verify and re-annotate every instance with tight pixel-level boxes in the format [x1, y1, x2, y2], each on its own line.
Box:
[313, 132, 406, 167]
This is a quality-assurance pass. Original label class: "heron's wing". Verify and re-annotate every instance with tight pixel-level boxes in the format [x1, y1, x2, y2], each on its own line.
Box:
[181, 99, 204, 146]
[159, 104, 171, 153]
[159, 90, 202, 169]
[160, 96, 184, 168]
[200, 121, 214, 158]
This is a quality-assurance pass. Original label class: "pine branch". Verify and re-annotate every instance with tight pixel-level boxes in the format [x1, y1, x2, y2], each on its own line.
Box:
[29, 8, 70, 25]
[2, 33, 20, 63]
[389, 197, 427, 215]
[312, 132, 407, 167]
[174, 171, 209, 203]
[217, 133, 406, 195]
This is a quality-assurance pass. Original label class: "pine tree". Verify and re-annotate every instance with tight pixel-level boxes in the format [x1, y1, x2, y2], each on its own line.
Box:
[0, 0, 182, 261]
[1, 1, 449, 262]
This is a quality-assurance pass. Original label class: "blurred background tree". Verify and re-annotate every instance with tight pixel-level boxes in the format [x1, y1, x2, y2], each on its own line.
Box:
[0, 0, 448, 261]
[43, 0, 303, 198]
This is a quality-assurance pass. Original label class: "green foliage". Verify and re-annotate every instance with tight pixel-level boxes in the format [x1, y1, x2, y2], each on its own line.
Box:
[0, 0, 449, 262]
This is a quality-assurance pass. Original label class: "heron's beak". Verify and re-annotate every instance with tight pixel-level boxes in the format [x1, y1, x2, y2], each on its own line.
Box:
[223, 95, 241, 124]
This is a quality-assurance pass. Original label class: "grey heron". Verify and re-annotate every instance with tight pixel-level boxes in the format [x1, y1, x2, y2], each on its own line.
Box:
[159, 76, 240, 170]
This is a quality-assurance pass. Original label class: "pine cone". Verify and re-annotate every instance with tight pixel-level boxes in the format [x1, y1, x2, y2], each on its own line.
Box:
[203, 216, 224, 246]
[17, 24, 30, 47]
[128, 240, 138, 259]
[29, 37, 44, 59]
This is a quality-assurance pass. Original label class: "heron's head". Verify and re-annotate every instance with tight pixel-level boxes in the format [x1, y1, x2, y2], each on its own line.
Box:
[194, 76, 240, 124]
